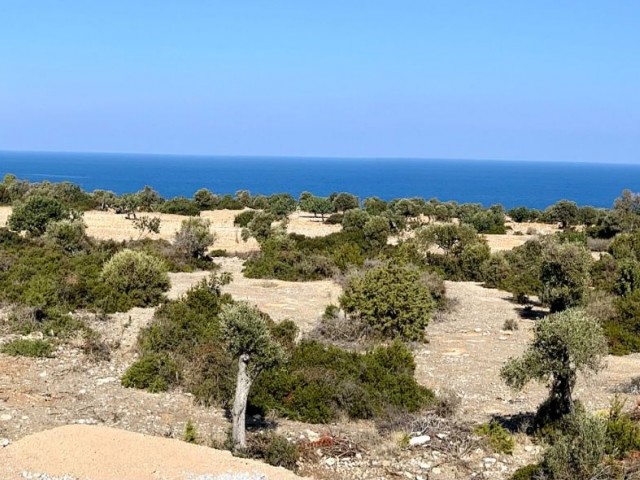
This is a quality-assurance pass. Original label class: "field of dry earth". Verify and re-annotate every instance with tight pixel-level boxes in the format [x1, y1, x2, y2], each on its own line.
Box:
[0, 206, 636, 479]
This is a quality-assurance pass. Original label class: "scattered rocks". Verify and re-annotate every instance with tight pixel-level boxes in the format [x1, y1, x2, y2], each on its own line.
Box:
[408, 435, 430, 446]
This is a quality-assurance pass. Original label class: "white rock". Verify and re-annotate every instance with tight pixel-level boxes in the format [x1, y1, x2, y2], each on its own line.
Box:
[96, 377, 116, 385]
[324, 457, 336, 466]
[1, 438, 10, 447]
[419, 462, 431, 470]
[0, 414, 12, 421]
[409, 435, 430, 446]
[305, 429, 320, 442]
[432, 467, 442, 474]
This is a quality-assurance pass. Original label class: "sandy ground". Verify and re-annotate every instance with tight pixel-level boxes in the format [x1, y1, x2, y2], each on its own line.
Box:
[169, 257, 342, 333]
[0, 425, 303, 480]
[416, 281, 640, 423]
[0, 206, 558, 254]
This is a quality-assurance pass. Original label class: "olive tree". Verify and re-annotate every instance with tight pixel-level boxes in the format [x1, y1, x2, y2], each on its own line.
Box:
[501, 309, 607, 423]
[174, 217, 215, 259]
[540, 241, 592, 312]
[220, 302, 284, 450]
[339, 262, 434, 341]
[8, 195, 72, 236]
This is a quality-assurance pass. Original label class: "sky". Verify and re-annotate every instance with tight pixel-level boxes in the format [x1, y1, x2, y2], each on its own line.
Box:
[0, 1, 638, 162]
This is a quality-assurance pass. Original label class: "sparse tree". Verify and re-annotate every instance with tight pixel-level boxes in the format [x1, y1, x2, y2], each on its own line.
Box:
[133, 216, 161, 239]
[174, 217, 215, 259]
[220, 302, 284, 451]
[241, 211, 276, 243]
[501, 309, 607, 422]
[193, 188, 218, 210]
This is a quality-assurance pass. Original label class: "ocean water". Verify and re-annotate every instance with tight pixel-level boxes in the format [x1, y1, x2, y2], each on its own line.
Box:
[1, 151, 639, 209]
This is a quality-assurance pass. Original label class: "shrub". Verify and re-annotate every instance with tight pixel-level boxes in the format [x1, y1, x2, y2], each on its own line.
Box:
[121, 353, 179, 392]
[1, 338, 54, 357]
[605, 396, 640, 459]
[8, 195, 70, 236]
[44, 219, 89, 253]
[174, 217, 215, 260]
[159, 197, 200, 216]
[510, 464, 542, 480]
[250, 433, 300, 471]
[340, 262, 434, 341]
[503, 319, 519, 331]
[541, 410, 609, 480]
[363, 215, 391, 249]
[233, 210, 257, 227]
[183, 420, 198, 444]
[325, 213, 343, 225]
[101, 249, 170, 309]
[250, 340, 433, 423]
[474, 421, 515, 454]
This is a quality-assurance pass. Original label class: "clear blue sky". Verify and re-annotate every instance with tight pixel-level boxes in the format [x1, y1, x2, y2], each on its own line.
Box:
[1, 1, 638, 162]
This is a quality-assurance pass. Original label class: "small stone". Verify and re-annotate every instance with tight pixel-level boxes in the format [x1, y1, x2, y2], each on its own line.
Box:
[435, 433, 447, 440]
[419, 462, 431, 470]
[432, 467, 442, 474]
[524, 445, 535, 452]
[0, 414, 12, 422]
[325, 457, 336, 466]
[474, 328, 482, 333]
[499, 336, 508, 340]
[409, 435, 430, 446]
[305, 429, 320, 442]
[1, 438, 10, 447]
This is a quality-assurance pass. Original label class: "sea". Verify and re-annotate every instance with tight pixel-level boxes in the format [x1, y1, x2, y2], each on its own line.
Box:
[1, 151, 639, 210]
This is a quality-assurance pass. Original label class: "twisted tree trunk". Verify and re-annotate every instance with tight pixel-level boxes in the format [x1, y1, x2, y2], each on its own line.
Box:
[231, 354, 252, 451]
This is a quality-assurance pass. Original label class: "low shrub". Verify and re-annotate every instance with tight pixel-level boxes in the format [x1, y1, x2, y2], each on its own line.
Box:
[510, 464, 542, 480]
[250, 340, 434, 423]
[474, 421, 515, 454]
[159, 197, 200, 216]
[121, 353, 179, 392]
[1, 338, 54, 357]
[248, 433, 300, 471]
[503, 319, 519, 331]
[233, 210, 257, 227]
[183, 420, 198, 444]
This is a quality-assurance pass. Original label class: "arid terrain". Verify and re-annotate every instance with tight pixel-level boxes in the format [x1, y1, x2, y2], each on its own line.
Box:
[0, 207, 636, 479]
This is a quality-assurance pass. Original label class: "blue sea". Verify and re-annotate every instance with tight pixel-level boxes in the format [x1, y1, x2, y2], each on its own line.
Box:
[1, 151, 639, 209]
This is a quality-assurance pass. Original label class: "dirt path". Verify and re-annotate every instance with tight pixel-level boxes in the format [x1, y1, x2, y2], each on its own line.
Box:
[417, 281, 640, 423]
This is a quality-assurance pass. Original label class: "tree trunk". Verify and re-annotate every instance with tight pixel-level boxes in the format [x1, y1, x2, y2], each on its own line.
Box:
[231, 354, 252, 451]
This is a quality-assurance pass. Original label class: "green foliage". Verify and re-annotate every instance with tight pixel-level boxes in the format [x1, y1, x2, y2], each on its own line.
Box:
[363, 215, 391, 250]
[8, 195, 71, 236]
[241, 211, 276, 243]
[159, 197, 200, 216]
[509, 464, 542, 480]
[1, 338, 54, 358]
[340, 262, 434, 341]
[44, 219, 89, 253]
[331, 192, 359, 212]
[132, 216, 161, 237]
[544, 199, 579, 229]
[461, 208, 506, 234]
[220, 302, 285, 377]
[101, 249, 170, 309]
[501, 309, 607, 423]
[613, 259, 640, 297]
[193, 188, 218, 210]
[251, 433, 300, 471]
[474, 422, 515, 454]
[508, 206, 540, 223]
[266, 193, 296, 218]
[342, 209, 370, 232]
[121, 353, 179, 392]
[540, 409, 609, 480]
[183, 420, 198, 444]
[605, 396, 640, 459]
[233, 210, 257, 228]
[174, 217, 215, 261]
[539, 241, 592, 312]
[251, 340, 434, 423]
[413, 223, 489, 281]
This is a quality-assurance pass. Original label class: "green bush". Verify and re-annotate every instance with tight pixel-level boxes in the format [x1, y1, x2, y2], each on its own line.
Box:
[8, 195, 71, 236]
[340, 262, 434, 341]
[44, 219, 89, 253]
[510, 464, 542, 480]
[474, 421, 515, 454]
[183, 420, 198, 444]
[605, 397, 640, 459]
[121, 353, 179, 392]
[233, 210, 257, 227]
[250, 433, 300, 471]
[250, 340, 433, 423]
[159, 197, 200, 216]
[101, 249, 170, 309]
[1, 338, 54, 357]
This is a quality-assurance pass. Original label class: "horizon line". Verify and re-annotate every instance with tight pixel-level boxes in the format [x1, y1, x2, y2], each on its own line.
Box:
[1, 148, 639, 166]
